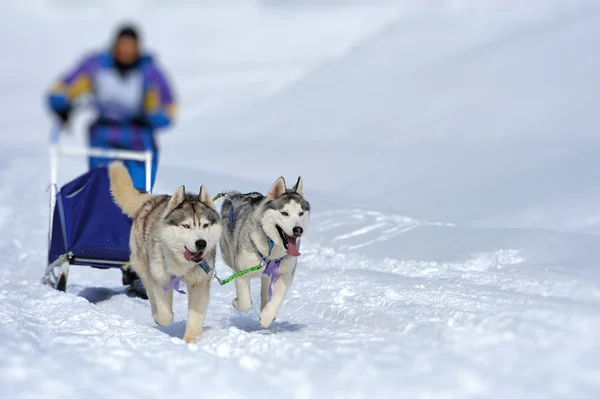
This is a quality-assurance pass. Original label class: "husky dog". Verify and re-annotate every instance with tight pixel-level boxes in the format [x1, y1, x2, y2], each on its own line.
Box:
[219, 176, 310, 328]
[108, 162, 222, 343]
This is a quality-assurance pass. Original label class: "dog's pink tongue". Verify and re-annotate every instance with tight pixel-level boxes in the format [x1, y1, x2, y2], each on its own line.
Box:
[286, 236, 301, 257]
[184, 249, 192, 262]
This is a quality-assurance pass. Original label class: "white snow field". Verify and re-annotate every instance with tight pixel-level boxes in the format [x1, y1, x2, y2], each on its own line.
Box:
[2, 0, 600, 398]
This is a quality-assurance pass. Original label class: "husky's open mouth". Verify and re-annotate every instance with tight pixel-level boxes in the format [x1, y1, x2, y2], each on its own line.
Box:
[184, 247, 204, 263]
[276, 225, 301, 257]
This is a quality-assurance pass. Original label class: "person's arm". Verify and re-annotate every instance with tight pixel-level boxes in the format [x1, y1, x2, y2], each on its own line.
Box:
[142, 65, 177, 129]
[46, 54, 97, 121]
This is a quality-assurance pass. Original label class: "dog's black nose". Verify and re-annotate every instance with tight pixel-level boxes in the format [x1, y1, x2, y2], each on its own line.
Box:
[195, 239, 207, 251]
[292, 226, 303, 237]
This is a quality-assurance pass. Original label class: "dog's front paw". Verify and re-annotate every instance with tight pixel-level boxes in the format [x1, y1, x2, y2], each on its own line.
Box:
[233, 298, 252, 312]
[259, 308, 276, 329]
[183, 332, 199, 344]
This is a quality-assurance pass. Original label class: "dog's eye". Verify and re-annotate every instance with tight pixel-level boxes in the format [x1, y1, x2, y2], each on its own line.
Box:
[181, 224, 190, 229]
[299, 211, 304, 216]
[281, 211, 289, 216]
[203, 223, 209, 228]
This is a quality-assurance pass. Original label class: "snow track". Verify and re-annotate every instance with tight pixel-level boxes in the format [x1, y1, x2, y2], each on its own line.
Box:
[3, 238, 600, 397]
[1, 152, 599, 397]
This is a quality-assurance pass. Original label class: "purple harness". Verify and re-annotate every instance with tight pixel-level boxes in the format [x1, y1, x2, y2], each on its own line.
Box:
[162, 275, 185, 294]
[161, 243, 282, 299]
[161, 259, 211, 295]
[259, 240, 282, 300]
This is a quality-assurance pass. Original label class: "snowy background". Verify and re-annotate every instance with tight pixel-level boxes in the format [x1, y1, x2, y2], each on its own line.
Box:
[1, 0, 600, 397]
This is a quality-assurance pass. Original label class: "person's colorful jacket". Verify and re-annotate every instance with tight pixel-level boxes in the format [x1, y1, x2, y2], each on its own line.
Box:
[47, 50, 176, 191]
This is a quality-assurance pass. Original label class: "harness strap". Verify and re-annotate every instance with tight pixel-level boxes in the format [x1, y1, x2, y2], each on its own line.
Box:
[212, 192, 225, 202]
[256, 239, 280, 299]
[161, 195, 287, 300]
[162, 275, 185, 294]
[208, 239, 282, 300]
[161, 258, 211, 295]
[262, 259, 281, 300]
[213, 264, 263, 285]
[257, 239, 276, 263]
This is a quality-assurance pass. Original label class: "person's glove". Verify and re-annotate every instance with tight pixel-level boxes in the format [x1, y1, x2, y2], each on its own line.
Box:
[55, 107, 71, 124]
[132, 113, 171, 129]
[131, 115, 152, 129]
[48, 92, 72, 127]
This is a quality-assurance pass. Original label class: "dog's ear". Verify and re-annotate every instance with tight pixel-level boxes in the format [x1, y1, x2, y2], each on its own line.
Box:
[167, 185, 185, 210]
[291, 176, 304, 196]
[198, 185, 216, 210]
[267, 176, 286, 200]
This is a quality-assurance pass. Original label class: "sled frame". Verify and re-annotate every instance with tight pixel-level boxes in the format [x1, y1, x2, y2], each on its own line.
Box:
[43, 125, 153, 290]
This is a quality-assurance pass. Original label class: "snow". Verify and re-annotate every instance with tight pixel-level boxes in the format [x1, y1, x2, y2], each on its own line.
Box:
[2, 0, 600, 398]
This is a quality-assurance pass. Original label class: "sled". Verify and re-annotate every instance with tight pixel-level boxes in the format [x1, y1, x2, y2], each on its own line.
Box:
[41, 125, 153, 292]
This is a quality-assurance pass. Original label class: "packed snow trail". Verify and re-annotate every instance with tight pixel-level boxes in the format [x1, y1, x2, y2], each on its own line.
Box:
[2, 155, 600, 398]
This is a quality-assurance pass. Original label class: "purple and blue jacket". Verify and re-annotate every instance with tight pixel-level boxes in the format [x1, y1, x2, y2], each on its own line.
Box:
[47, 50, 176, 190]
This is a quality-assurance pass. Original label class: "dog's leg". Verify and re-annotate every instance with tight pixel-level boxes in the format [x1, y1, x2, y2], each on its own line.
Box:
[259, 271, 293, 329]
[232, 276, 252, 312]
[260, 274, 270, 311]
[183, 280, 210, 343]
[151, 283, 174, 327]
[131, 256, 158, 314]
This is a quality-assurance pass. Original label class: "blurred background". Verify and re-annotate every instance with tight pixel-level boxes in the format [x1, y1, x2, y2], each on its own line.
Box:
[3, 0, 599, 229]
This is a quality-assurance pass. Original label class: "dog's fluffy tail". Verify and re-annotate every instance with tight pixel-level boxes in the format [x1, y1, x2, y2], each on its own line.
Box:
[108, 161, 151, 217]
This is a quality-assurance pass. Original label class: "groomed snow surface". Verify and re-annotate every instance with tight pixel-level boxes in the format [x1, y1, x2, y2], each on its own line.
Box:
[2, 1, 600, 398]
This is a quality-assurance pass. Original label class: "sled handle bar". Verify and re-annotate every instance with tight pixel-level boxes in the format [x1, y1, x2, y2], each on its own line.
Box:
[48, 124, 153, 248]
[50, 123, 61, 145]
[48, 123, 153, 188]
[52, 145, 151, 162]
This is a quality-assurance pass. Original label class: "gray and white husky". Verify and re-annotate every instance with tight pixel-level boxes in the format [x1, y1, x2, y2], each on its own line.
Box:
[219, 176, 310, 328]
[108, 162, 222, 343]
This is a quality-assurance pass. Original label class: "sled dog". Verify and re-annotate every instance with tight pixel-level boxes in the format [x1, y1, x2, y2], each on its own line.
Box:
[108, 161, 222, 343]
[219, 176, 310, 328]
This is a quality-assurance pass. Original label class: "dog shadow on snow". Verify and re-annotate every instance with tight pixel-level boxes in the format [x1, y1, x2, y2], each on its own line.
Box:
[77, 287, 305, 338]
[77, 286, 127, 304]
[155, 314, 306, 339]
[228, 314, 306, 334]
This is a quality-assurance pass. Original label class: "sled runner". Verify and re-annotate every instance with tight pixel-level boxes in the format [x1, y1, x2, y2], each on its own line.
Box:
[41, 125, 153, 292]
